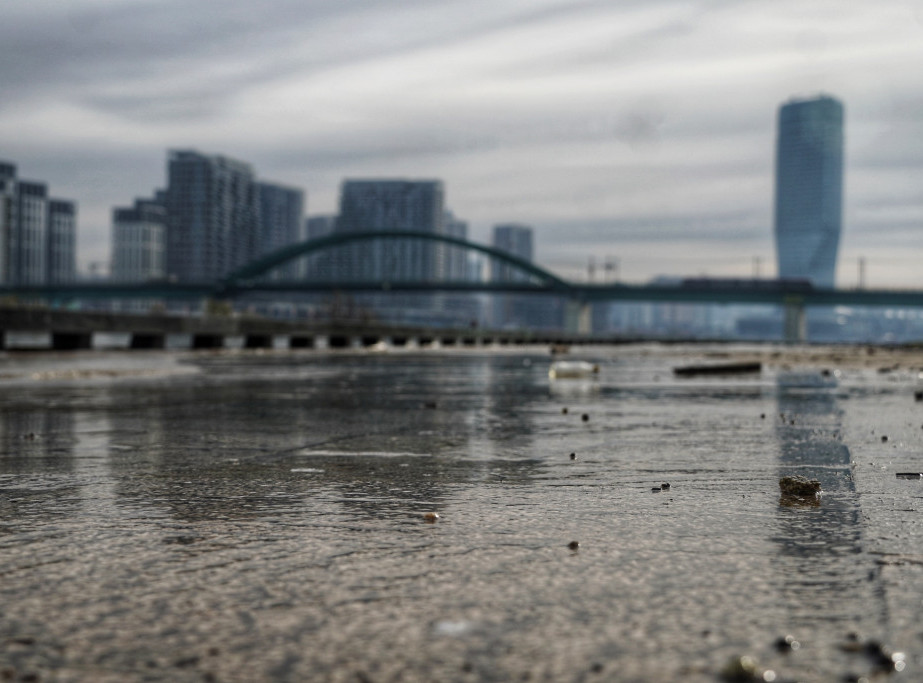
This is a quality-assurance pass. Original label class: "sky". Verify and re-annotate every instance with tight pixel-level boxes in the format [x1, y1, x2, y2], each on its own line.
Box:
[1, 0, 922, 286]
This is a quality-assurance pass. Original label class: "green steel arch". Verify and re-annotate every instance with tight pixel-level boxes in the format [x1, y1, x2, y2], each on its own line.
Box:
[222, 230, 573, 293]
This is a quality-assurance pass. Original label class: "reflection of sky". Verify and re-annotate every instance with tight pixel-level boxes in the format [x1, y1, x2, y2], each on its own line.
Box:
[2, 1, 922, 283]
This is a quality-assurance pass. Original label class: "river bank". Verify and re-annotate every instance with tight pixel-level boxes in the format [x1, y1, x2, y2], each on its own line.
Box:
[1, 345, 921, 681]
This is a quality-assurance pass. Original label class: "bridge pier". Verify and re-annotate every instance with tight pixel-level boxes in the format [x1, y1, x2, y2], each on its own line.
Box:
[783, 298, 806, 343]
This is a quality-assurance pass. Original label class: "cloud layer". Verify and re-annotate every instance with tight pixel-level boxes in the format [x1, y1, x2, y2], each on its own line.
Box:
[2, 0, 922, 285]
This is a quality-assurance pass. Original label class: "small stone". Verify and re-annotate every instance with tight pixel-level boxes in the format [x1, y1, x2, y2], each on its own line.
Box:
[561, 407, 568, 414]
[569, 452, 576, 460]
[881, 435, 888, 442]
[661, 482, 670, 490]
[779, 475, 821, 496]
[760, 413, 766, 419]
[914, 390, 923, 402]
[423, 512, 440, 523]
[651, 487, 661, 493]
[567, 540, 579, 550]
[774, 635, 800, 652]
[581, 413, 589, 422]
[719, 655, 760, 682]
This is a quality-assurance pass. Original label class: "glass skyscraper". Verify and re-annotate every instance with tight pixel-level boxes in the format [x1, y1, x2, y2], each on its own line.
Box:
[774, 95, 844, 288]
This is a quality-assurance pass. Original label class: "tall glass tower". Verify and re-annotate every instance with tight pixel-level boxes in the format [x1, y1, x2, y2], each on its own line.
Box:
[774, 95, 844, 288]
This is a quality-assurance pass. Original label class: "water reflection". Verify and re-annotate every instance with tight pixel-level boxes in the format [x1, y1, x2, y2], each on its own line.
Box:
[93, 354, 550, 522]
[772, 371, 881, 634]
[0, 409, 79, 532]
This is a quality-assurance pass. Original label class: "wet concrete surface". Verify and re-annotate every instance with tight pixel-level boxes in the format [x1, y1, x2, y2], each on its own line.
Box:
[0, 345, 921, 681]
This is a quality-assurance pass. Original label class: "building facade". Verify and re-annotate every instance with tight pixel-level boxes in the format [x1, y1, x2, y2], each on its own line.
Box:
[336, 179, 445, 282]
[0, 160, 77, 286]
[304, 215, 338, 282]
[257, 181, 305, 280]
[47, 200, 77, 284]
[774, 95, 844, 288]
[490, 223, 563, 329]
[111, 198, 167, 282]
[165, 150, 259, 282]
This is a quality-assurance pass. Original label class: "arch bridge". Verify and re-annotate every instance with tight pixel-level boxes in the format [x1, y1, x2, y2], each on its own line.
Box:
[6, 230, 923, 341]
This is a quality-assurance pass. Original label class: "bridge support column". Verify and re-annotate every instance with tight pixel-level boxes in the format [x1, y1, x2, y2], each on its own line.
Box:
[783, 299, 806, 343]
[565, 301, 592, 336]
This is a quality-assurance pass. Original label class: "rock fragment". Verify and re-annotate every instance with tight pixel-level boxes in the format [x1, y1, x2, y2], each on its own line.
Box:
[779, 475, 821, 496]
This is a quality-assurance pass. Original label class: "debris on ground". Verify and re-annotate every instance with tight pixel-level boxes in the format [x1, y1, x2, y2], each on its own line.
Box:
[779, 475, 821, 496]
[673, 361, 761, 377]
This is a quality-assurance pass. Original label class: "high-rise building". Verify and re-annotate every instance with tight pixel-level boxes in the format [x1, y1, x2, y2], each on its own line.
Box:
[336, 180, 445, 282]
[257, 181, 305, 280]
[304, 215, 338, 281]
[443, 211, 469, 282]
[774, 95, 844, 288]
[111, 198, 167, 282]
[0, 160, 77, 286]
[0, 163, 16, 284]
[47, 200, 77, 284]
[333, 180, 446, 323]
[164, 150, 259, 282]
[490, 223, 564, 329]
[492, 224, 533, 282]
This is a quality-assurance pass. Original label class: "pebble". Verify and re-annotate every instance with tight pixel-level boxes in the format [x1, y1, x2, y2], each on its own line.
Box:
[561, 407, 568, 414]
[581, 413, 589, 422]
[423, 512, 440, 523]
[881, 435, 888, 442]
[774, 635, 800, 652]
[567, 540, 579, 550]
[569, 452, 576, 460]
[661, 482, 670, 490]
[651, 487, 661, 493]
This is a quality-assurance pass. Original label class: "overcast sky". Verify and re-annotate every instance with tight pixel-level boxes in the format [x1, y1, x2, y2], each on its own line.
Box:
[2, 0, 922, 285]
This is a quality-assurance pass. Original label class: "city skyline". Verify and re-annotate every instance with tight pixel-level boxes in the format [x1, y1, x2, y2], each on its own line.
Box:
[1, 1, 922, 285]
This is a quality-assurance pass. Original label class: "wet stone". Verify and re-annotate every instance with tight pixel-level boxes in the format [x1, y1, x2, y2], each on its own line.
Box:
[779, 475, 821, 496]
[567, 541, 579, 550]
[581, 413, 589, 422]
